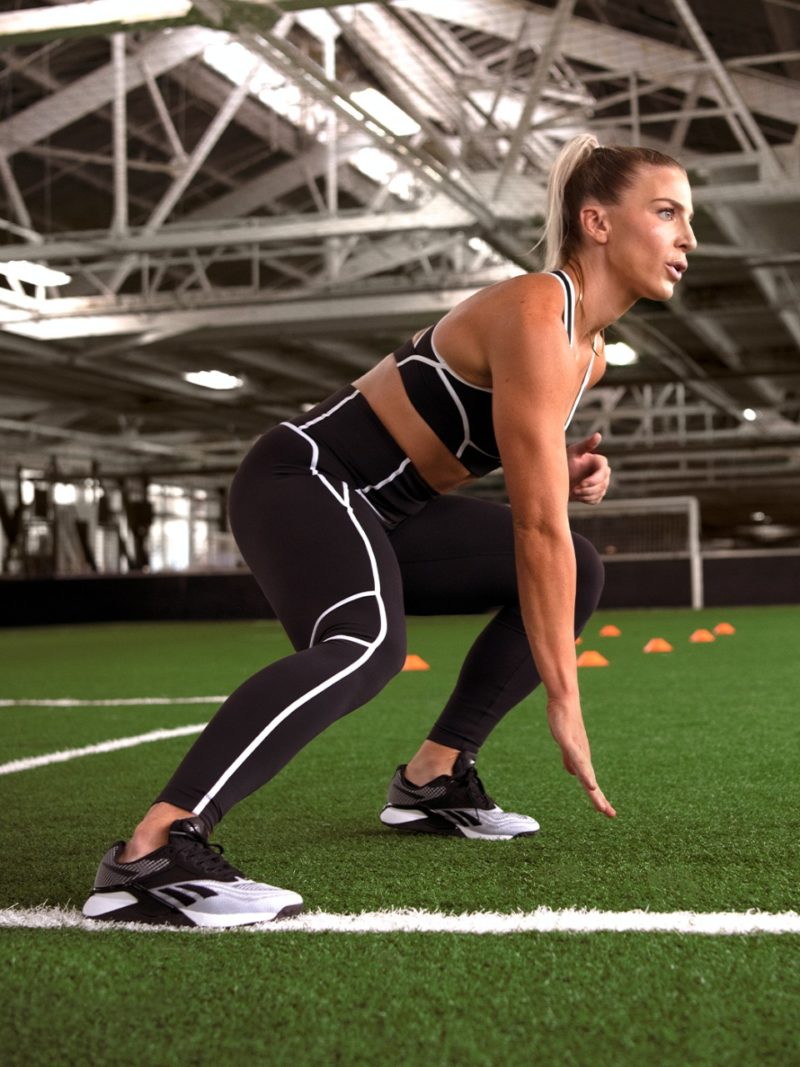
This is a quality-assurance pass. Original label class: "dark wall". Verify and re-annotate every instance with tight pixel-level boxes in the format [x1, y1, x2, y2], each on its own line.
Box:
[1, 554, 799, 627]
[704, 554, 800, 606]
[0, 572, 269, 628]
[599, 559, 691, 609]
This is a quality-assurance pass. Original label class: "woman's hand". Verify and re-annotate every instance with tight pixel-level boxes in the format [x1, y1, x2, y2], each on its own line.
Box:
[547, 697, 617, 817]
[567, 432, 610, 504]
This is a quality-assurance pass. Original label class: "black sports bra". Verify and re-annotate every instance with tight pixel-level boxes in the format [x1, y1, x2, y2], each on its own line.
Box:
[391, 269, 594, 477]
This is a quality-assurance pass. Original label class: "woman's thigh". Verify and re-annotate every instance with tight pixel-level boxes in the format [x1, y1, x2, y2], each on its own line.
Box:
[229, 427, 406, 651]
[388, 495, 518, 614]
[388, 494, 602, 617]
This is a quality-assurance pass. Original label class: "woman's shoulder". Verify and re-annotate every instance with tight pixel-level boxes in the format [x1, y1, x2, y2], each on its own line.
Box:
[457, 271, 568, 330]
[446, 270, 565, 316]
[434, 272, 571, 374]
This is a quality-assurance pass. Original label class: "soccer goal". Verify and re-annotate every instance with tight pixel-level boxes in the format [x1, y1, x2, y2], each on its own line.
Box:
[568, 495, 703, 608]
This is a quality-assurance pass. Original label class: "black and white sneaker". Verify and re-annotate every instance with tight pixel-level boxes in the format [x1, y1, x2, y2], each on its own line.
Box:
[379, 751, 540, 841]
[82, 817, 303, 928]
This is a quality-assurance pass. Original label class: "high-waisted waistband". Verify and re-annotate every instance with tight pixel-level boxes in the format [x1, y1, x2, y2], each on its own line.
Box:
[277, 387, 438, 527]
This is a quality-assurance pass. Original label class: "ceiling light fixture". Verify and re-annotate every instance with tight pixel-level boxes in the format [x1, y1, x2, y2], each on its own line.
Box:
[604, 342, 638, 366]
[742, 408, 757, 421]
[183, 370, 244, 391]
[0, 260, 72, 287]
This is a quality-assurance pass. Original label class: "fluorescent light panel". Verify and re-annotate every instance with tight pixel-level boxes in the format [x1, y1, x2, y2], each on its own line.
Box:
[0, 260, 71, 287]
[183, 370, 243, 391]
[350, 89, 420, 136]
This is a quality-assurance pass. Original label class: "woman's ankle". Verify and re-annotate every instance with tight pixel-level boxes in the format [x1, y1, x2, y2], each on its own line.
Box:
[118, 802, 195, 862]
[404, 741, 460, 786]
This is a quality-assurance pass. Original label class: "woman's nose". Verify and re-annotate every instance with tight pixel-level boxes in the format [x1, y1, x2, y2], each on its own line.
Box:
[680, 223, 697, 253]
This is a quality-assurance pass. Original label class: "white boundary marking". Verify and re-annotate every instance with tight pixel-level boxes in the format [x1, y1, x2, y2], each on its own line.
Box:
[0, 696, 225, 708]
[1, 905, 798, 936]
[0, 724, 204, 775]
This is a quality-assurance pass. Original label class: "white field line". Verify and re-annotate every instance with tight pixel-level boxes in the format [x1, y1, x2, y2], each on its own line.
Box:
[0, 696, 225, 708]
[0, 724, 204, 775]
[1, 905, 799, 936]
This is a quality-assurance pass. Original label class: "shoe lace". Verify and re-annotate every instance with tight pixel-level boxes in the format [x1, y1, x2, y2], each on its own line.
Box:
[170, 827, 242, 878]
[456, 764, 495, 810]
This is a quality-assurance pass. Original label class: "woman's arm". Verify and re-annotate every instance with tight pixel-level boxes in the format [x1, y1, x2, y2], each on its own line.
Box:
[489, 277, 616, 818]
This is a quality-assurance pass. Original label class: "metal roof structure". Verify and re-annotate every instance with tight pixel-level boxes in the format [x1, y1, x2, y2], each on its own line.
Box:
[1, 0, 799, 545]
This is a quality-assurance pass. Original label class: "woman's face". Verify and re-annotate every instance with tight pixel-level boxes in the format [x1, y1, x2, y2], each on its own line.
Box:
[601, 164, 697, 301]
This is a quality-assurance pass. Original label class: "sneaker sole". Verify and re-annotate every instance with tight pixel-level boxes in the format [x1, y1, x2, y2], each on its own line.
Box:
[380, 805, 539, 841]
[82, 889, 304, 928]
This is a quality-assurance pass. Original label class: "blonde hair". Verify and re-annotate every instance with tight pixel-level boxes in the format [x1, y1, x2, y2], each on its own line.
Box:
[540, 135, 685, 271]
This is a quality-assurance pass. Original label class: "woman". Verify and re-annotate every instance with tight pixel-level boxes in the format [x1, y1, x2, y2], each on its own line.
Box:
[83, 134, 696, 927]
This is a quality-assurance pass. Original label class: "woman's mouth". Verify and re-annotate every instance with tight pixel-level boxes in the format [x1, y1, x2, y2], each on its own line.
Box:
[666, 262, 687, 282]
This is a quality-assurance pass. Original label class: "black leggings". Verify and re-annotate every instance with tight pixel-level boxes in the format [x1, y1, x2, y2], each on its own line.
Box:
[157, 424, 604, 831]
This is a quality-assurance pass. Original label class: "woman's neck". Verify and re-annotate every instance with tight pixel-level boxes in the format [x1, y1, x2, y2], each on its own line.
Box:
[562, 258, 638, 344]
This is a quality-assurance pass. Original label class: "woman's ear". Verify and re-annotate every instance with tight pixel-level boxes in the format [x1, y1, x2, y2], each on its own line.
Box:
[578, 204, 610, 246]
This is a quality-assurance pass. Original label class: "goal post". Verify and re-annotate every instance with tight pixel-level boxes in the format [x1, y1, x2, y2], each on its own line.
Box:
[568, 495, 703, 609]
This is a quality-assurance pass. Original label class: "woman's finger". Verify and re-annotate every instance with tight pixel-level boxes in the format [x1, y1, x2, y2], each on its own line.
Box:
[583, 782, 617, 818]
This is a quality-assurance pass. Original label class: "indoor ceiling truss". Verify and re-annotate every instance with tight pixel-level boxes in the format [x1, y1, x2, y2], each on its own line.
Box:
[0, 0, 798, 520]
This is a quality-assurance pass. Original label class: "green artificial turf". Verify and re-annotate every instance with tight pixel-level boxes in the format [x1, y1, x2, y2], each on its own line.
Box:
[2, 931, 798, 1067]
[1, 608, 799, 1066]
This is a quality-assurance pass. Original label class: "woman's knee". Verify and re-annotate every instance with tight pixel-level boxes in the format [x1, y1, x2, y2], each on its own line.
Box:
[573, 532, 605, 618]
[378, 626, 408, 680]
[345, 624, 407, 705]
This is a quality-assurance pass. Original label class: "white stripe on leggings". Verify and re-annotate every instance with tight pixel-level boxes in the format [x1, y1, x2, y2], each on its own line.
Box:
[309, 591, 375, 648]
[193, 425, 388, 818]
[323, 635, 372, 648]
[291, 390, 358, 430]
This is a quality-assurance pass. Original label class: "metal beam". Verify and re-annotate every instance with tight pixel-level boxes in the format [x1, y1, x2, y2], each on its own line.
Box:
[397, 0, 800, 129]
[110, 33, 128, 237]
[0, 415, 208, 459]
[3, 288, 482, 340]
[191, 0, 500, 233]
[0, 166, 795, 272]
[330, 6, 464, 150]
[0, 154, 37, 235]
[187, 132, 372, 220]
[669, 0, 783, 178]
[108, 58, 261, 290]
[0, 0, 375, 45]
[0, 199, 476, 263]
[0, 46, 236, 220]
[711, 204, 800, 355]
[0, 1, 194, 44]
[167, 59, 299, 161]
[228, 347, 343, 392]
[0, 27, 219, 154]
[493, 0, 576, 198]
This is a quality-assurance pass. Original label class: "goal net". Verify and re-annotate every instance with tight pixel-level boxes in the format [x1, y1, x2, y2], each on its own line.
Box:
[568, 495, 703, 608]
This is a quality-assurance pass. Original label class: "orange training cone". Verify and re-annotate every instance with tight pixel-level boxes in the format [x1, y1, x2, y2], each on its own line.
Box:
[577, 650, 609, 667]
[690, 629, 715, 643]
[575, 636, 583, 646]
[599, 624, 621, 637]
[643, 638, 673, 653]
[714, 622, 736, 635]
[402, 654, 430, 671]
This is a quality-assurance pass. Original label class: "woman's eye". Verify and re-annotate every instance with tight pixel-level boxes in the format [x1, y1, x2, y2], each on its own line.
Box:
[659, 208, 675, 219]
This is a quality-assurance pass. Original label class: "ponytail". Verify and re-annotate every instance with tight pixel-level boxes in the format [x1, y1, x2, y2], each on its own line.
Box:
[538, 136, 685, 270]
[541, 134, 599, 271]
